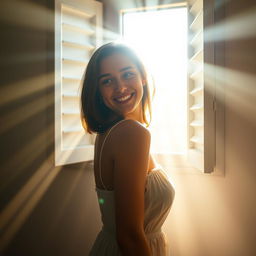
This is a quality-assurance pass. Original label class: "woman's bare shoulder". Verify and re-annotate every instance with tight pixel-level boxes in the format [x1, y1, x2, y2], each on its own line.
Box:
[112, 119, 150, 142]
[108, 120, 150, 159]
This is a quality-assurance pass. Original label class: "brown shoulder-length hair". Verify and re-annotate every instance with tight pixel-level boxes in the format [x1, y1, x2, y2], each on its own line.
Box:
[80, 42, 154, 134]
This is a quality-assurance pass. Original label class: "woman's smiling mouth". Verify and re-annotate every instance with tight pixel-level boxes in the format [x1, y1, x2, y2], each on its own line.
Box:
[114, 92, 135, 104]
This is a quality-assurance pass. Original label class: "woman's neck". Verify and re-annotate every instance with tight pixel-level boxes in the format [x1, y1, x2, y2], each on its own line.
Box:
[124, 104, 144, 124]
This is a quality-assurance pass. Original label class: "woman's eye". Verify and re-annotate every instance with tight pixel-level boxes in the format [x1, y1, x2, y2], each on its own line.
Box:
[101, 78, 112, 86]
[123, 72, 135, 79]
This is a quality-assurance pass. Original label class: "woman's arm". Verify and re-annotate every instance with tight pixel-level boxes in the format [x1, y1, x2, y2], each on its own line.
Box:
[112, 120, 152, 256]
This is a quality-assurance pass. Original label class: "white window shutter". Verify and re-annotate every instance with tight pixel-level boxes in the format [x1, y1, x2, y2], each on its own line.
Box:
[55, 0, 102, 166]
[187, 0, 215, 173]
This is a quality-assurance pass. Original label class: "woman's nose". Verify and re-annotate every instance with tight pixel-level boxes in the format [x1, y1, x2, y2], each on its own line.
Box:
[115, 78, 126, 92]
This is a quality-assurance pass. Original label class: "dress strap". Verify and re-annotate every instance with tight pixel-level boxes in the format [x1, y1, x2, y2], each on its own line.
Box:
[99, 119, 127, 190]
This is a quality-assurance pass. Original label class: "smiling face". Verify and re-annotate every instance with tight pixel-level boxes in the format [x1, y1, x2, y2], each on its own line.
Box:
[98, 53, 145, 122]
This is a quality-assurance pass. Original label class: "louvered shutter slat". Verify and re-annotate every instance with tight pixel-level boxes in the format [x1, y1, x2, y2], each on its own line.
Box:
[187, 0, 215, 173]
[55, 0, 102, 166]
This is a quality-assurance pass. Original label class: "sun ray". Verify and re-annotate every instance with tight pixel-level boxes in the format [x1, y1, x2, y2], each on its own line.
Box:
[204, 63, 256, 126]
[1, 0, 54, 31]
[0, 152, 62, 251]
[204, 6, 256, 42]
[0, 122, 54, 195]
[0, 72, 54, 108]
[0, 89, 54, 135]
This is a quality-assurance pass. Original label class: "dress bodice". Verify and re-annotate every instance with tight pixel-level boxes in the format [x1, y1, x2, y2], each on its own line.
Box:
[93, 167, 175, 255]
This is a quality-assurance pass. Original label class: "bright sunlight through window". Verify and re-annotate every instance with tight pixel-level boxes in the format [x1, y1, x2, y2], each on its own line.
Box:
[122, 7, 188, 154]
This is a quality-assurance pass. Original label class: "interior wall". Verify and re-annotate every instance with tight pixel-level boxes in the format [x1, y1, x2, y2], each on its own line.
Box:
[0, 0, 255, 256]
[165, 0, 256, 255]
[1, 1, 100, 255]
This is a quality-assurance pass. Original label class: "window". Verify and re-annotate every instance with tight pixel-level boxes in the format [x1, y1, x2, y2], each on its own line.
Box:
[122, 6, 188, 155]
[54, 0, 102, 166]
[121, 1, 224, 174]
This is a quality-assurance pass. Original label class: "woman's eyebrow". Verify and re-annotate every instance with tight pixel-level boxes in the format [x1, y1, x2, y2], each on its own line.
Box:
[119, 66, 132, 72]
[98, 66, 133, 80]
[98, 73, 111, 80]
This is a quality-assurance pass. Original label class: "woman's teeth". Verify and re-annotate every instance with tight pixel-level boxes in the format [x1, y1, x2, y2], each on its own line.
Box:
[116, 94, 133, 103]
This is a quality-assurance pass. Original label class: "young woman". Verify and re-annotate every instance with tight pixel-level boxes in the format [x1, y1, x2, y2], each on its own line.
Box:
[81, 42, 175, 256]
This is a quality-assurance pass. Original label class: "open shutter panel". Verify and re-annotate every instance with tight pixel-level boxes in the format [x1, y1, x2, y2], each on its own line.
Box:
[187, 0, 215, 173]
[55, 0, 102, 166]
